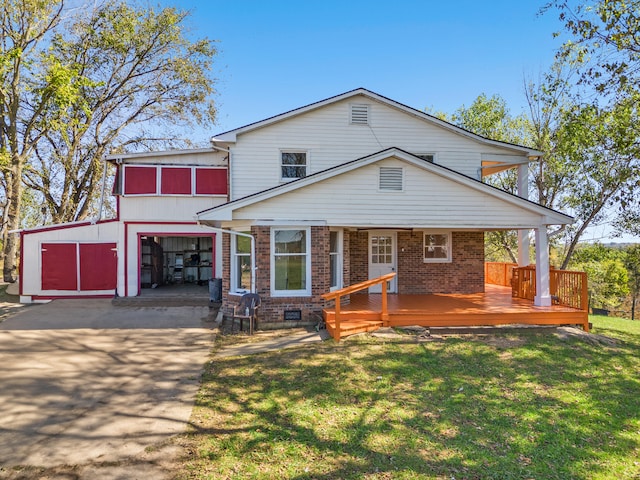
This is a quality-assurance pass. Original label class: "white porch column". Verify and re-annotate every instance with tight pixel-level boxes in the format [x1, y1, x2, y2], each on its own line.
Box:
[517, 163, 530, 267]
[534, 226, 552, 306]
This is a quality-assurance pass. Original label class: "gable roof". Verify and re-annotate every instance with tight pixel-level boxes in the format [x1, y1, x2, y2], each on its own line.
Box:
[211, 88, 543, 159]
[196, 148, 572, 227]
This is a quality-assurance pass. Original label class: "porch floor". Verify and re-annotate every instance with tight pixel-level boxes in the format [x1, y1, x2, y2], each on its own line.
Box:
[322, 284, 588, 340]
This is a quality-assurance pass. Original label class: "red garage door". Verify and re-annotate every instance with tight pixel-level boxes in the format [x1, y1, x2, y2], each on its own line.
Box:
[42, 242, 117, 291]
[41, 243, 78, 290]
[79, 243, 117, 291]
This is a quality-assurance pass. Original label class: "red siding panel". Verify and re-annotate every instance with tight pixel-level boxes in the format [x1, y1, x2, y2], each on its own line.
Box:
[41, 243, 78, 290]
[161, 167, 192, 195]
[79, 243, 117, 291]
[124, 166, 157, 195]
[196, 168, 227, 195]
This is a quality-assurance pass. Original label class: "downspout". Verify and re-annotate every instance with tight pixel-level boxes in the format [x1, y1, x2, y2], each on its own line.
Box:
[92, 158, 110, 224]
[196, 222, 256, 294]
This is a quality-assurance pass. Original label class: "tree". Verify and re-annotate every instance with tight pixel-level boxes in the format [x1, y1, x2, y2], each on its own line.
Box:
[569, 243, 629, 311]
[23, 0, 217, 224]
[0, 0, 217, 281]
[624, 244, 640, 320]
[0, 1, 69, 282]
[544, 0, 640, 238]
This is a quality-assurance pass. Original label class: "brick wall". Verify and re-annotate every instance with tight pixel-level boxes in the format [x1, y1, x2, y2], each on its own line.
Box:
[397, 231, 484, 294]
[349, 231, 369, 285]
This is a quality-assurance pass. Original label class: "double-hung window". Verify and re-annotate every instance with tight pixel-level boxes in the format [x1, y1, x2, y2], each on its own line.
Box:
[231, 233, 252, 293]
[423, 232, 452, 263]
[272, 227, 311, 296]
[281, 151, 307, 180]
[329, 230, 343, 290]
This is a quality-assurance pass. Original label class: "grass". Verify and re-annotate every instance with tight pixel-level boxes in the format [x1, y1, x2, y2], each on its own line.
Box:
[177, 317, 640, 479]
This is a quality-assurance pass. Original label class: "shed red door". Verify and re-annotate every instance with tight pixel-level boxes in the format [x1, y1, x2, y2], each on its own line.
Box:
[41, 243, 78, 290]
[79, 243, 117, 291]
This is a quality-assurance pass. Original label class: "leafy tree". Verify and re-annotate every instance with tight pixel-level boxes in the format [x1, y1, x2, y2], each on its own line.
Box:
[0, 0, 217, 281]
[569, 243, 629, 311]
[544, 0, 640, 239]
[624, 244, 640, 320]
[0, 1, 69, 281]
[23, 1, 217, 224]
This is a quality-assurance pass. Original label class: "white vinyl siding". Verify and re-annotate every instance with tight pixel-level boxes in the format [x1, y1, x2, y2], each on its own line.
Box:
[229, 95, 522, 199]
[232, 159, 547, 229]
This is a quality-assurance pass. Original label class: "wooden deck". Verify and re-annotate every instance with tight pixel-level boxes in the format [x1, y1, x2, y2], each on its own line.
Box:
[322, 284, 589, 340]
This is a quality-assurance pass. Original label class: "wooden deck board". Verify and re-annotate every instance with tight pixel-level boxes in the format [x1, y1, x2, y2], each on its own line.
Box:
[323, 284, 588, 340]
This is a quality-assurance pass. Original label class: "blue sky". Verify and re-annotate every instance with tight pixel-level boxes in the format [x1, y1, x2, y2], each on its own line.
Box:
[163, 0, 564, 137]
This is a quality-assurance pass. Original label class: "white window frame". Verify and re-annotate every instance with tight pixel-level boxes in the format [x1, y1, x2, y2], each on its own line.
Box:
[329, 229, 343, 291]
[423, 231, 452, 263]
[280, 150, 308, 181]
[230, 231, 252, 294]
[415, 153, 436, 163]
[271, 226, 312, 297]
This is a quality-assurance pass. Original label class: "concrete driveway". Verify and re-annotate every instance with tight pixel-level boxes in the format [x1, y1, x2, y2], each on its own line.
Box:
[0, 299, 216, 479]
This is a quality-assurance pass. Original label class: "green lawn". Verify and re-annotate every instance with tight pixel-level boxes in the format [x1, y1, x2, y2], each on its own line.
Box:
[178, 317, 640, 479]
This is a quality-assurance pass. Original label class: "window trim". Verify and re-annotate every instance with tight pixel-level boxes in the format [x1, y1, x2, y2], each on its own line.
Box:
[423, 231, 452, 263]
[270, 226, 312, 297]
[415, 153, 436, 163]
[329, 229, 343, 291]
[280, 149, 308, 181]
[230, 231, 252, 294]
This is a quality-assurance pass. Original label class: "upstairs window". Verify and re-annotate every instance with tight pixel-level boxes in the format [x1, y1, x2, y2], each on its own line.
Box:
[424, 232, 452, 263]
[281, 151, 307, 180]
[415, 153, 435, 163]
[350, 104, 370, 125]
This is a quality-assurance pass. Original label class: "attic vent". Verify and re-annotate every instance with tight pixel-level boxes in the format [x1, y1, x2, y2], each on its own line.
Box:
[350, 104, 369, 125]
[379, 167, 403, 191]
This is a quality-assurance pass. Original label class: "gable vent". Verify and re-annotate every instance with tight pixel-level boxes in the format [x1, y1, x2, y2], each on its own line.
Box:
[379, 167, 403, 191]
[350, 104, 369, 125]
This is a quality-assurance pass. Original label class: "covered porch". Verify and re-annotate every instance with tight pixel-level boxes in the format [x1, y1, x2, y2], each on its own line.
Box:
[322, 267, 589, 340]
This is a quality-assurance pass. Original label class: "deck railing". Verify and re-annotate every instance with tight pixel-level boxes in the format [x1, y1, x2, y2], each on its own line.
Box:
[321, 273, 397, 340]
[512, 265, 588, 311]
[485, 262, 518, 286]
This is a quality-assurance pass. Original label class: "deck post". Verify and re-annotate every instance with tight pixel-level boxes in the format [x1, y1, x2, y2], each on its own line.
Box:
[517, 164, 530, 267]
[335, 297, 341, 341]
[534, 226, 552, 306]
[381, 282, 389, 326]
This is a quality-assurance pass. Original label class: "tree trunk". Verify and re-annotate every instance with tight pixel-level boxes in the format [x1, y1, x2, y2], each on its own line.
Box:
[2, 165, 22, 282]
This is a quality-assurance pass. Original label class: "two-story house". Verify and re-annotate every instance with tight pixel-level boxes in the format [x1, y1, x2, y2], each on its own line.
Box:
[19, 89, 585, 337]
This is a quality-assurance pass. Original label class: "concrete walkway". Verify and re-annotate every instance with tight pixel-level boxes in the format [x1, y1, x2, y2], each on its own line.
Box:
[213, 328, 330, 358]
[0, 299, 216, 479]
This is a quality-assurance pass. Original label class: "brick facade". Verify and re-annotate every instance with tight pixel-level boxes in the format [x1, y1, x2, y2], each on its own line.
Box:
[222, 228, 485, 329]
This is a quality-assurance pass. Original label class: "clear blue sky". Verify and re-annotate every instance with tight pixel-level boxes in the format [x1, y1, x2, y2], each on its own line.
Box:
[162, 0, 563, 137]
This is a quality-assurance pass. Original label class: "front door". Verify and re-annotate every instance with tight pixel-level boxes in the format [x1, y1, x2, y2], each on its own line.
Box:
[368, 231, 397, 293]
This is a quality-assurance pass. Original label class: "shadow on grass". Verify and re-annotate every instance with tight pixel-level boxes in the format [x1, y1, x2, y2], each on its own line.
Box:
[182, 332, 640, 479]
